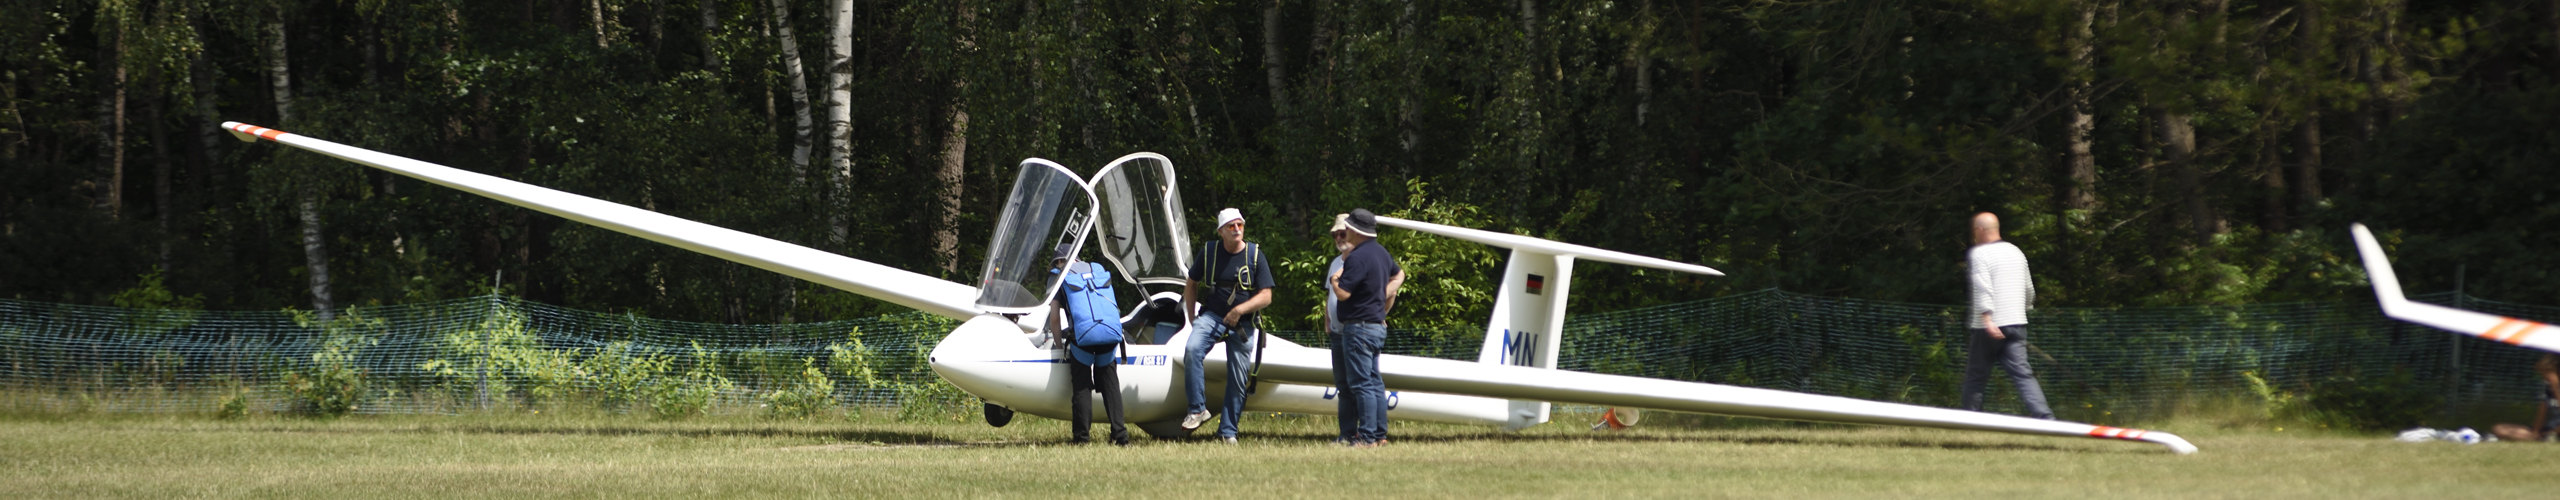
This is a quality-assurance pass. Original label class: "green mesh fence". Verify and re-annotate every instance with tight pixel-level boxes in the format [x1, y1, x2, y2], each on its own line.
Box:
[2, 290, 2550, 423]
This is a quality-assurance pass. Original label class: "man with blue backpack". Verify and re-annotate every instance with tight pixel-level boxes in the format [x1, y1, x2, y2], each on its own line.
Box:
[1049, 244, 1129, 446]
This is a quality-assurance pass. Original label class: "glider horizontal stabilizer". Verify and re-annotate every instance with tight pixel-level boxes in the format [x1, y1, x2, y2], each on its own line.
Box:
[2350, 223, 2560, 353]
[1243, 348, 2196, 454]
[222, 122, 981, 320]
[1375, 216, 1723, 276]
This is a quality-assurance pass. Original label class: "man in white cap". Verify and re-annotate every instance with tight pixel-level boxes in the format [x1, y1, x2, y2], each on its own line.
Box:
[1322, 213, 1357, 444]
[1180, 207, 1274, 443]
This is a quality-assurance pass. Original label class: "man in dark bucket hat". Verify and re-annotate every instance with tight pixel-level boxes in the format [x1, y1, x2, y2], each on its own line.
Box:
[1329, 208, 1403, 447]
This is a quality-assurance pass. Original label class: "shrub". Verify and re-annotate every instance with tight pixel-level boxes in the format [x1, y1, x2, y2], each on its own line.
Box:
[281, 309, 381, 418]
[583, 341, 671, 412]
[760, 357, 837, 419]
[649, 341, 733, 419]
[2306, 367, 2441, 431]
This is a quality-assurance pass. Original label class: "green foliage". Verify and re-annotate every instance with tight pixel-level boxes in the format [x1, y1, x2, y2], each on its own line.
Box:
[279, 309, 382, 418]
[211, 374, 250, 420]
[759, 357, 837, 420]
[1891, 324, 1962, 407]
[580, 341, 672, 413]
[649, 342, 735, 419]
[108, 272, 202, 338]
[1377, 181, 1500, 336]
[2242, 370, 2321, 425]
[2305, 367, 2443, 432]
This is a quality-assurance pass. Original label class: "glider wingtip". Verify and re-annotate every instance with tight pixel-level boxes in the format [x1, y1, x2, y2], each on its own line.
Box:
[2347, 222, 2409, 307]
[2151, 433, 2198, 455]
[222, 122, 260, 143]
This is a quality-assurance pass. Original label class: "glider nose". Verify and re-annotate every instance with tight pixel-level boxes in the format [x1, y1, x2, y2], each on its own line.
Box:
[927, 314, 1052, 411]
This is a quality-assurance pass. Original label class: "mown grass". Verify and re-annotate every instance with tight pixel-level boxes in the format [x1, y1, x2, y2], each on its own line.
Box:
[0, 409, 2553, 499]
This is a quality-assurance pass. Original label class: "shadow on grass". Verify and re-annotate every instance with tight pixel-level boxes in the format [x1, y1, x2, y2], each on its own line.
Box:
[1204, 425, 2135, 454]
[223, 422, 973, 446]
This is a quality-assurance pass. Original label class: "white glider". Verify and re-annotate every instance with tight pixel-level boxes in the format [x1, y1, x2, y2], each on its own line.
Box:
[224, 121, 2195, 454]
[2350, 223, 2560, 353]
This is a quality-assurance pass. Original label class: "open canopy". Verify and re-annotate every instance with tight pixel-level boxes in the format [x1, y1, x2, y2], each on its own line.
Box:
[974, 159, 1100, 314]
[1090, 153, 1192, 287]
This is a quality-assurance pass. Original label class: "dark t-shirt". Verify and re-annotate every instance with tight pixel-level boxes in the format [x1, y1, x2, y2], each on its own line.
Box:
[1189, 241, 1274, 320]
[1336, 240, 1399, 324]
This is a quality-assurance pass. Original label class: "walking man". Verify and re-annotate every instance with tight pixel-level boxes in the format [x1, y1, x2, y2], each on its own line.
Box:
[1331, 209, 1404, 447]
[1181, 208, 1274, 443]
[1962, 212, 2054, 420]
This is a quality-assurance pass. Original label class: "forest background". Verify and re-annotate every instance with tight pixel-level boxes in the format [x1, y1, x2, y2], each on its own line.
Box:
[2, 0, 2556, 332]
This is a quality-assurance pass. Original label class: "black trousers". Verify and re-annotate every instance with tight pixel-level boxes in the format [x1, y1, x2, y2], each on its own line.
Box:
[1069, 358, 1128, 443]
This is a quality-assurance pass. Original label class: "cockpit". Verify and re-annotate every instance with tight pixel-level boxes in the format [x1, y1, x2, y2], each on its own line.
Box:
[974, 154, 1194, 346]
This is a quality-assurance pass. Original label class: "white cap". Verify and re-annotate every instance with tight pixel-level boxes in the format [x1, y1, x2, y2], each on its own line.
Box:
[1216, 208, 1245, 229]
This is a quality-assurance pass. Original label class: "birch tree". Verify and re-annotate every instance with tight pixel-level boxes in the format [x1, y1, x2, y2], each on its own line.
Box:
[769, 0, 813, 181]
[824, 0, 854, 247]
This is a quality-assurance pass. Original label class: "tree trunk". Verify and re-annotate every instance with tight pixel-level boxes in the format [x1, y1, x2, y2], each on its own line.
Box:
[362, 12, 380, 88]
[2259, 114, 2286, 232]
[1396, 0, 1418, 154]
[99, 20, 128, 219]
[769, 0, 813, 183]
[1631, 0, 1653, 128]
[4, 69, 23, 160]
[2153, 108, 2210, 241]
[936, 1, 974, 276]
[2548, 0, 2560, 74]
[593, 0, 611, 48]
[2062, 3, 2098, 212]
[269, 17, 332, 318]
[151, 96, 172, 273]
[825, 0, 855, 248]
[2293, 0, 2324, 213]
[1262, 0, 1288, 120]
[699, 0, 721, 72]
[1073, 0, 1097, 150]
[190, 15, 220, 185]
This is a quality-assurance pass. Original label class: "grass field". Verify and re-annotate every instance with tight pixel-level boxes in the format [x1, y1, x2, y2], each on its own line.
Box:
[2, 410, 2554, 499]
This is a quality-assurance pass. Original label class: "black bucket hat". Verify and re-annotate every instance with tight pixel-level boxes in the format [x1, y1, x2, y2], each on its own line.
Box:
[1347, 208, 1379, 237]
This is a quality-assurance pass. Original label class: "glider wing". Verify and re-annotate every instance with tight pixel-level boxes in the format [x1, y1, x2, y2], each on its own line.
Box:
[2350, 223, 2560, 353]
[222, 122, 982, 320]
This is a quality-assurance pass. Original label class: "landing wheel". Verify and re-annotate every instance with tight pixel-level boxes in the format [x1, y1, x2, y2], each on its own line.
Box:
[984, 402, 1015, 427]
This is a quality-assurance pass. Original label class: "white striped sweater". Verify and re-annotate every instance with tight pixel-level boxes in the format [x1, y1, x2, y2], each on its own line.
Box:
[1968, 241, 2035, 328]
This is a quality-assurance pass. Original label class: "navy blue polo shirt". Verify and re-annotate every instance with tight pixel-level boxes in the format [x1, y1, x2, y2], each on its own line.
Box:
[1336, 239, 1400, 324]
[1189, 241, 1274, 319]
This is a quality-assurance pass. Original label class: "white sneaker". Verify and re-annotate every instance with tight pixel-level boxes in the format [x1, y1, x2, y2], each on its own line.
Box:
[1221, 436, 1238, 445]
[1181, 411, 1210, 430]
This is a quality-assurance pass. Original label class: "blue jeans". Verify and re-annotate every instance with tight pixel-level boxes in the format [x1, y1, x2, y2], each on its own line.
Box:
[1185, 315, 1257, 438]
[1340, 322, 1388, 443]
[1329, 331, 1354, 441]
[1962, 325, 2054, 419]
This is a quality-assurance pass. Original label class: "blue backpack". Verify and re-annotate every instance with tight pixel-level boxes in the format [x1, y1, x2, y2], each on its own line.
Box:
[1057, 261, 1125, 348]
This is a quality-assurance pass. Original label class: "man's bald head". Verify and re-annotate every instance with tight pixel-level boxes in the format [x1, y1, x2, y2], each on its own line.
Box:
[1972, 212, 2002, 245]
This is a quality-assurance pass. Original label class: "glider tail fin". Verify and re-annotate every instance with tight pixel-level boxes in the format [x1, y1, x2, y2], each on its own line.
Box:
[1373, 215, 1720, 431]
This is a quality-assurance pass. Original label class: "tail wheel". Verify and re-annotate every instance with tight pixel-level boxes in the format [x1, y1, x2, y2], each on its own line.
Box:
[1592, 407, 1640, 431]
[984, 402, 1015, 427]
